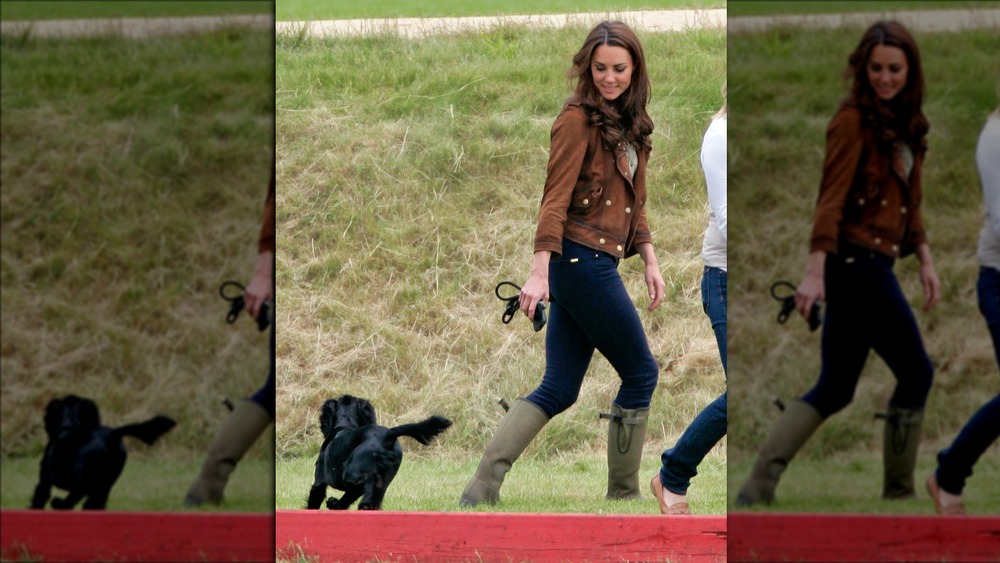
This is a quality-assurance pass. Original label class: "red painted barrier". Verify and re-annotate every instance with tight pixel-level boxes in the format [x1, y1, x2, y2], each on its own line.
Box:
[0, 510, 273, 562]
[729, 512, 1000, 563]
[275, 509, 727, 563]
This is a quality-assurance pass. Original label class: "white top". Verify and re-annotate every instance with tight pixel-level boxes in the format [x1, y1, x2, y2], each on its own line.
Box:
[976, 114, 1000, 269]
[700, 116, 727, 271]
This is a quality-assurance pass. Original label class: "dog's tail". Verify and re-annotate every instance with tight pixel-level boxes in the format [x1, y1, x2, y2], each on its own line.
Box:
[112, 415, 177, 445]
[385, 415, 452, 446]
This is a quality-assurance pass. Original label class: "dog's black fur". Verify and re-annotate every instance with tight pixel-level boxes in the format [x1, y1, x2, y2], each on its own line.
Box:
[31, 394, 176, 510]
[307, 395, 451, 510]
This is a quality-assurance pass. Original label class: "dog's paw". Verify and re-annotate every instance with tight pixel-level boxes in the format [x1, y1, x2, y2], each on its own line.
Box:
[51, 497, 73, 510]
[326, 498, 348, 510]
[358, 502, 380, 511]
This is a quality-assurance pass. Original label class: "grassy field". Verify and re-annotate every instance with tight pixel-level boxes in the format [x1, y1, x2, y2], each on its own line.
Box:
[0, 1, 273, 21]
[728, 454, 1000, 515]
[277, 0, 722, 21]
[727, 20, 1000, 512]
[277, 449, 726, 514]
[728, 1, 998, 17]
[1, 449, 273, 511]
[275, 18, 726, 512]
[0, 23, 274, 511]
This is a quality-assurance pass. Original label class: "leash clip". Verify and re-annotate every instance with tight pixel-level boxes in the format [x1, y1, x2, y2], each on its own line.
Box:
[219, 280, 271, 331]
[770, 280, 821, 331]
[495, 281, 546, 332]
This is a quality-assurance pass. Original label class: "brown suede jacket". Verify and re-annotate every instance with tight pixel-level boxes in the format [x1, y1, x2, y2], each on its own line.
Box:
[810, 105, 927, 258]
[533, 103, 652, 259]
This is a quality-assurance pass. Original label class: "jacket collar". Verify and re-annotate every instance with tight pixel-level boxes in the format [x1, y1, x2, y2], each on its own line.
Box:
[614, 142, 635, 189]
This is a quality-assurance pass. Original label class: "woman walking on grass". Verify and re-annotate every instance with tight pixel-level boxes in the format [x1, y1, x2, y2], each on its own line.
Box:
[736, 20, 941, 506]
[460, 20, 665, 507]
[650, 82, 727, 515]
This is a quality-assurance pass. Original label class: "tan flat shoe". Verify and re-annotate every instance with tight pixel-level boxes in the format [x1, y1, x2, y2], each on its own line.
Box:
[649, 474, 691, 515]
[926, 474, 966, 515]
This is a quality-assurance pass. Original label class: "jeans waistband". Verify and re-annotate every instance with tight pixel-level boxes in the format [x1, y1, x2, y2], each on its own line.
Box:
[561, 238, 619, 265]
[835, 242, 895, 269]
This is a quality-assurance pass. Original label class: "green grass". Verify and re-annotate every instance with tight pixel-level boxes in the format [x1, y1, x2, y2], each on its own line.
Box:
[277, 448, 726, 514]
[275, 22, 726, 510]
[277, 0, 723, 21]
[1, 447, 274, 511]
[727, 22, 1000, 511]
[728, 1, 998, 17]
[0, 1, 273, 21]
[1, 16, 273, 491]
[728, 452, 1000, 514]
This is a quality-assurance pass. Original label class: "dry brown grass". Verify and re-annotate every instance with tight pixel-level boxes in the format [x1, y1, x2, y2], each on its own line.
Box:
[1, 27, 274, 458]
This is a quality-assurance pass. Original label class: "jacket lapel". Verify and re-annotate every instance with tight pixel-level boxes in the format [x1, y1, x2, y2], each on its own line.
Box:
[891, 142, 913, 187]
[614, 143, 634, 190]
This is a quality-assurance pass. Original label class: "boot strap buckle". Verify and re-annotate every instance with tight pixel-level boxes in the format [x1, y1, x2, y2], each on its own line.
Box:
[598, 412, 643, 425]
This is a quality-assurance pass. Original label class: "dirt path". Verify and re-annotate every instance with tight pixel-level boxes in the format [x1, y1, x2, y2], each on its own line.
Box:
[0, 14, 272, 39]
[274, 9, 725, 38]
[274, 7, 1000, 39]
[729, 8, 1000, 33]
[4, 8, 995, 40]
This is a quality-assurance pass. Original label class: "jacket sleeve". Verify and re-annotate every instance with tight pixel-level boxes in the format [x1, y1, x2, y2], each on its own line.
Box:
[809, 107, 865, 254]
[633, 207, 652, 248]
[258, 164, 275, 254]
[902, 149, 928, 255]
[533, 107, 590, 257]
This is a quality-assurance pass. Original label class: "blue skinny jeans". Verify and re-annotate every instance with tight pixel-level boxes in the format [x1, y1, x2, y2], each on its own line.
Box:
[801, 245, 934, 418]
[659, 266, 728, 495]
[935, 266, 1000, 494]
[525, 240, 659, 417]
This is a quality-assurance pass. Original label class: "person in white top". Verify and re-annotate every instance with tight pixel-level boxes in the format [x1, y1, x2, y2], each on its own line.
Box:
[926, 98, 1000, 515]
[649, 82, 727, 515]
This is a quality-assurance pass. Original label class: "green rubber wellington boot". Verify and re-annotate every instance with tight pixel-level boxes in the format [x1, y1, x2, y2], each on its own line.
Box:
[184, 399, 272, 506]
[735, 399, 823, 506]
[460, 399, 549, 507]
[882, 405, 924, 499]
[604, 403, 649, 500]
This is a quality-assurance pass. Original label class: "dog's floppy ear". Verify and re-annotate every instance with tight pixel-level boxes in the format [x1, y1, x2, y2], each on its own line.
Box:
[319, 399, 338, 439]
[76, 397, 101, 431]
[360, 399, 376, 426]
[43, 398, 64, 438]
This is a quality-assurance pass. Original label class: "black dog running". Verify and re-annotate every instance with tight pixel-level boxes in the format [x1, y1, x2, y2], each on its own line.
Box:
[307, 395, 451, 510]
[31, 394, 175, 510]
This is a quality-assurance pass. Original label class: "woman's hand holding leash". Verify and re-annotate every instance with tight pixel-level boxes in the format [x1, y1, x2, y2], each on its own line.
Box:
[520, 251, 551, 322]
[244, 250, 274, 321]
[796, 251, 826, 320]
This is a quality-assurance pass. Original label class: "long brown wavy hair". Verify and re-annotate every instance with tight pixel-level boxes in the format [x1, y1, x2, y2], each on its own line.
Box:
[566, 21, 654, 153]
[842, 20, 929, 154]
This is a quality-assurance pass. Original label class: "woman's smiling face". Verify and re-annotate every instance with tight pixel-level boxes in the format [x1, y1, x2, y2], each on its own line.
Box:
[591, 44, 633, 102]
[867, 44, 909, 102]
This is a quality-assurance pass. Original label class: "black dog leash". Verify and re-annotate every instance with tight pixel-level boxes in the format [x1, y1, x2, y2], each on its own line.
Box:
[495, 281, 546, 332]
[219, 280, 271, 331]
[770, 280, 821, 331]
